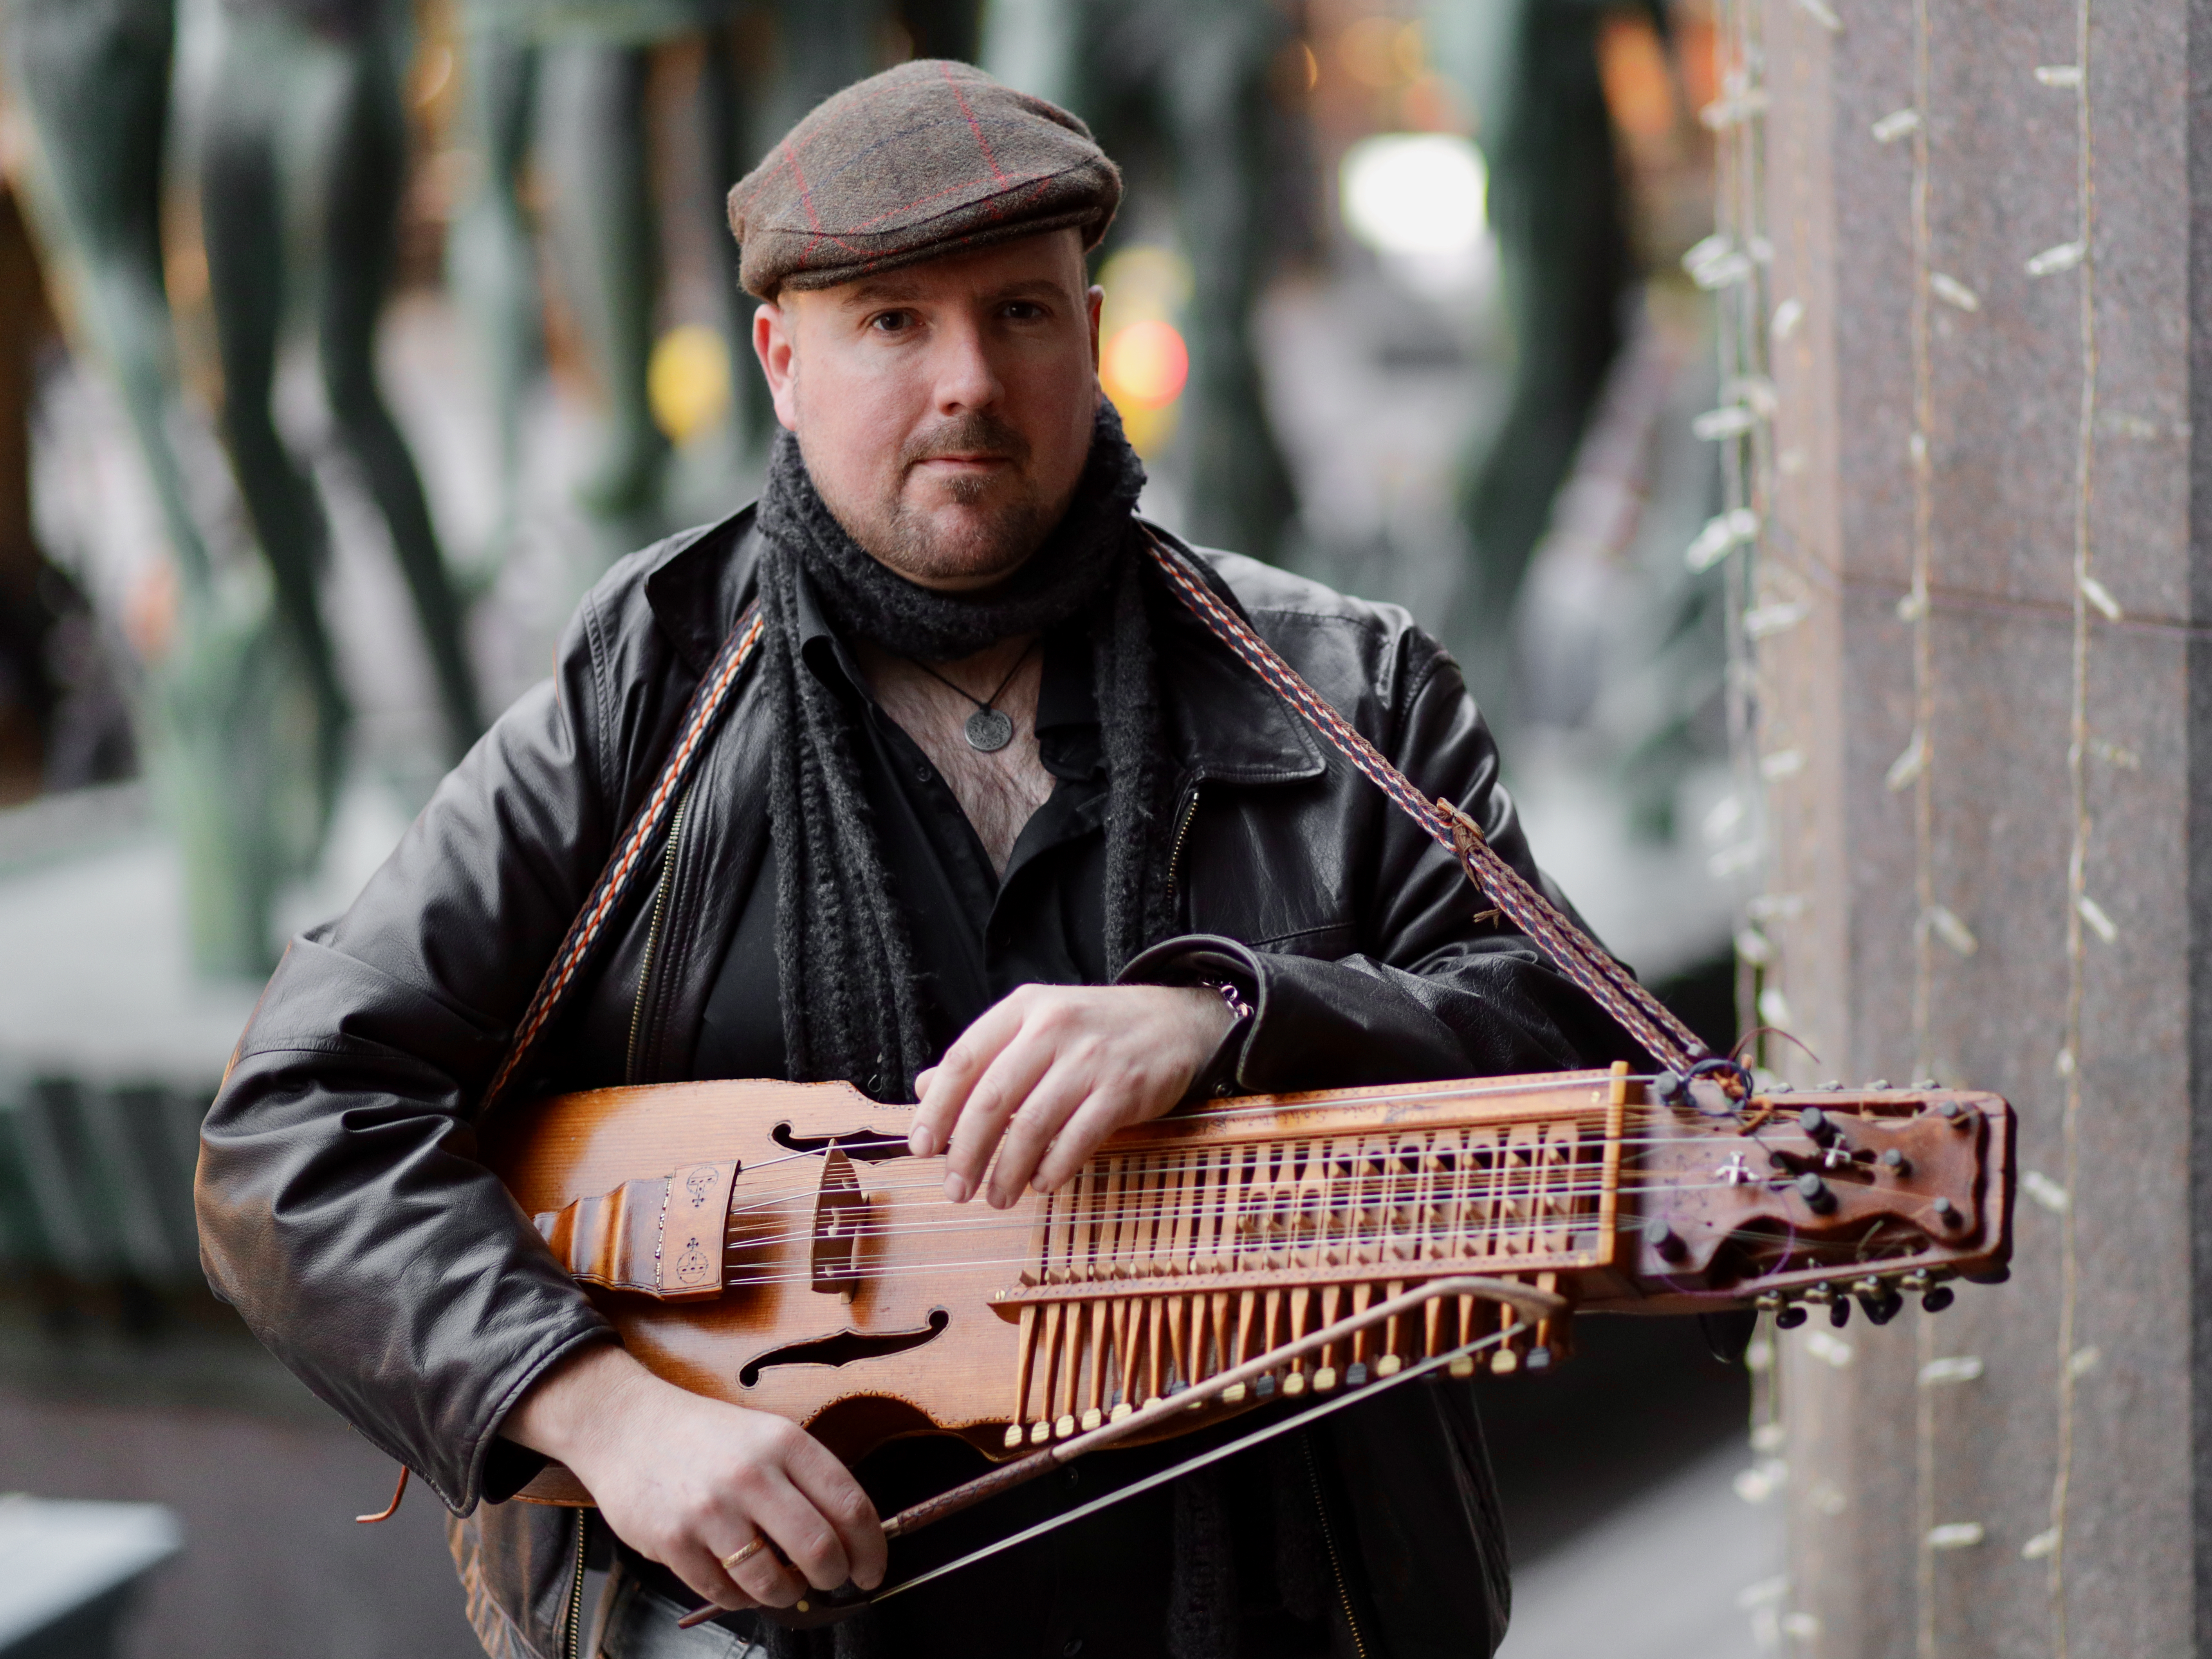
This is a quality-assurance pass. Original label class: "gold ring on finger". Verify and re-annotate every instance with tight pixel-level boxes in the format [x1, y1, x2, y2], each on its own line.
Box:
[719, 1537, 770, 1575]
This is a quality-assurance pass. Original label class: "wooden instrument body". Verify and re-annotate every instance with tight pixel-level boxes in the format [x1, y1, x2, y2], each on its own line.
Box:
[485, 1068, 2012, 1488]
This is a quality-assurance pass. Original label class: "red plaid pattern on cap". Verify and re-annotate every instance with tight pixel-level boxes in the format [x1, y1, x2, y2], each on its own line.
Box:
[727, 59, 1121, 299]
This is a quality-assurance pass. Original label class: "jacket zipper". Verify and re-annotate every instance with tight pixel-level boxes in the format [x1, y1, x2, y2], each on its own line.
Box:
[624, 792, 690, 1086]
[1165, 779, 1202, 899]
[1303, 1433, 1370, 1659]
[561, 1508, 588, 1659]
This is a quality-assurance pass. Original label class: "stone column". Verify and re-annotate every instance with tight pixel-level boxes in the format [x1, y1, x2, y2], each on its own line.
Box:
[1723, 0, 2211, 1650]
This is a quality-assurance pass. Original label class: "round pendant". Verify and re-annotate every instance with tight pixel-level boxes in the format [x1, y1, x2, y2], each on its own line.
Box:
[963, 707, 1015, 752]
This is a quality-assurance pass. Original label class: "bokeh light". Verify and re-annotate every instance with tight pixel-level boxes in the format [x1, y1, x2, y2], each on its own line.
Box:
[1102, 319, 1189, 410]
[1098, 245, 1194, 456]
[647, 323, 732, 445]
[1339, 133, 1488, 257]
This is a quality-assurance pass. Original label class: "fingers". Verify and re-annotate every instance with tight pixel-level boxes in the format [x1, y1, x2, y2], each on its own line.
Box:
[907, 995, 1028, 1162]
[783, 1434, 888, 1591]
[678, 1474, 855, 1609]
[662, 1531, 787, 1612]
[1029, 1081, 1156, 1196]
[982, 1057, 1104, 1206]
[942, 1026, 1061, 1205]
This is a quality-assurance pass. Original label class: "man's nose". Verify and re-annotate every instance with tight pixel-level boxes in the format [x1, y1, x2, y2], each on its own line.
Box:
[930, 316, 1004, 414]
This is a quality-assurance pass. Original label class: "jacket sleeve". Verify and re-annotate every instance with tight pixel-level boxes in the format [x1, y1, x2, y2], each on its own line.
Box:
[1121, 637, 1651, 1093]
[194, 591, 655, 1515]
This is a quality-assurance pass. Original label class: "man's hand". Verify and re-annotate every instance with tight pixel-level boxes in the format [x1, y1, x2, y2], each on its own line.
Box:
[505, 1344, 885, 1613]
[906, 984, 1236, 1207]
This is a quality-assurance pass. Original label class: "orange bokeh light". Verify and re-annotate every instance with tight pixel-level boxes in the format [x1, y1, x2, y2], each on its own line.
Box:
[1101, 319, 1190, 409]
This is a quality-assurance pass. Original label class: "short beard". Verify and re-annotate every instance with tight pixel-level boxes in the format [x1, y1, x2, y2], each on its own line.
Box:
[812, 412, 1070, 588]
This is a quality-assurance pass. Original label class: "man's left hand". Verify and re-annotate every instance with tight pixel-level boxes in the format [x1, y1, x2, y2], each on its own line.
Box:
[907, 985, 1236, 1207]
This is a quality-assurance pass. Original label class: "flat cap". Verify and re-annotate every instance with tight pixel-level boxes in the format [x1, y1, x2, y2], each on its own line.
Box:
[727, 60, 1121, 299]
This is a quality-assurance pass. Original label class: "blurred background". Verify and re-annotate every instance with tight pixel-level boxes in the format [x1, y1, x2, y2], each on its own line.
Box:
[0, 0, 1775, 1652]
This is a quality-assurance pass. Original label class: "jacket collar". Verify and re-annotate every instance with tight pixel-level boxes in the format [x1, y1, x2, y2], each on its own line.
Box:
[641, 505, 765, 676]
[640, 505, 1321, 786]
[1144, 525, 1324, 786]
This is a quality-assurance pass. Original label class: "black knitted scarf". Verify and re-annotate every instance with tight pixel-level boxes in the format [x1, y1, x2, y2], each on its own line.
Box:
[751, 400, 1178, 1102]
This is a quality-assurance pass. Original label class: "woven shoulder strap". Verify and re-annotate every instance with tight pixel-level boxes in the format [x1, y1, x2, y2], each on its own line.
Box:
[1141, 533, 1707, 1075]
[479, 605, 766, 1114]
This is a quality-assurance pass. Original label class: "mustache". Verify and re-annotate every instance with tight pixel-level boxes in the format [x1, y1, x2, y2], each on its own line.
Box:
[900, 413, 1032, 470]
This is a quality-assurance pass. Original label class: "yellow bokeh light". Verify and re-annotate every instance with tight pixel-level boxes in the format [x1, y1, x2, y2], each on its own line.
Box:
[648, 323, 732, 446]
[1101, 319, 1189, 410]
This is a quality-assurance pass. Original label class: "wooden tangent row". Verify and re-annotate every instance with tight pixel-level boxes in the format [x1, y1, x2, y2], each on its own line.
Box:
[992, 1113, 1611, 1448]
[1000, 1271, 1571, 1449]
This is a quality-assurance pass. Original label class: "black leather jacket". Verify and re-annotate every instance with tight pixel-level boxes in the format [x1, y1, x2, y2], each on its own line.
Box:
[196, 509, 1636, 1659]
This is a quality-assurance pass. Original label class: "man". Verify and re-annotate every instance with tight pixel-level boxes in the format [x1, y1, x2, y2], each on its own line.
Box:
[197, 60, 1637, 1659]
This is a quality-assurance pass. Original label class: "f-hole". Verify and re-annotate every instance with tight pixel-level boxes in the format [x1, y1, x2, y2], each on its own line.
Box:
[739, 1309, 952, 1388]
[771, 1123, 914, 1162]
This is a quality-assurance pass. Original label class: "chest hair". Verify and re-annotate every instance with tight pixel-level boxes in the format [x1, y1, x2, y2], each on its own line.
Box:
[853, 637, 1053, 879]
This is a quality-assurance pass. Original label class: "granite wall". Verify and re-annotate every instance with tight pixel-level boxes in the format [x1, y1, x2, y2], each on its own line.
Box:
[1741, 0, 2212, 1650]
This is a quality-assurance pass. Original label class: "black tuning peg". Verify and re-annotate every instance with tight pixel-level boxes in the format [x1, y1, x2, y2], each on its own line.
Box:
[1775, 1302, 1808, 1329]
[1855, 1279, 1903, 1325]
[1828, 1296, 1851, 1328]
[1796, 1172, 1838, 1215]
[1922, 1285, 1956, 1313]
[1799, 1105, 1840, 1145]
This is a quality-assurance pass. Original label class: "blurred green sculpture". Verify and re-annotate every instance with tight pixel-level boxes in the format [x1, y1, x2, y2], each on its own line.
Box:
[4, 0, 314, 975]
[452, 0, 957, 557]
[986, 0, 1297, 564]
[1427, 0, 1640, 719]
[3, 0, 484, 974]
[199, 0, 483, 765]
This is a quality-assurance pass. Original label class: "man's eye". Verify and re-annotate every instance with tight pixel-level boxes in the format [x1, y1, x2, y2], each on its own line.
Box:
[1003, 301, 1046, 321]
[871, 310, 914, 333]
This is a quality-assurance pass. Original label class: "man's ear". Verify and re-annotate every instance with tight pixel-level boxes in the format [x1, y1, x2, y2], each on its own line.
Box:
[1087, 284, 1104, 376]
[753, 301, 801, 432]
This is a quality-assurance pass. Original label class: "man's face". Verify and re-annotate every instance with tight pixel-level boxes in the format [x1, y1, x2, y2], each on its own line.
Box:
[753, 230, 1104, 593]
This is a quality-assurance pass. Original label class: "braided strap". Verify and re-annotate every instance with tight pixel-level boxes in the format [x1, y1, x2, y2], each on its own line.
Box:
[1143, 534, 1707, 1074]
[479, 605, 767, 1114]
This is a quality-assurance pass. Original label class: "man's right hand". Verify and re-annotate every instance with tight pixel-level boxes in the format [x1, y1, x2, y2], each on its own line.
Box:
[505, 1343, 886, 1613]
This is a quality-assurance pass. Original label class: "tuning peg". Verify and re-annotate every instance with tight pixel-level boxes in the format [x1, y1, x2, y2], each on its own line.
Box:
[1854, 1278, 1903, 1325]
[1775, 1302, 1808, 1329]
[1799, 1105, 1840, 1145]
[1796, 1172, 1839, 1215]
[1655, 1070, 1691, 1109]
[1828, 1296, 1851, 1328]
[1903, 1269, 1958, 1313]
[1881, 1147, 1912, 1176]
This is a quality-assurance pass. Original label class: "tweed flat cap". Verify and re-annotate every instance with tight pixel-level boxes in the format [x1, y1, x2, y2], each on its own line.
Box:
[727, 60, 1121, 299]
